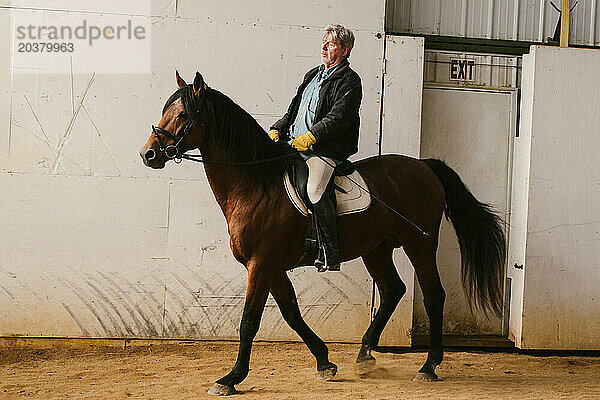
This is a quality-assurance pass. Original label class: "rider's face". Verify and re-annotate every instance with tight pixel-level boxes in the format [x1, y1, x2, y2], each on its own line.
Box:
[321, 34, 348, 69]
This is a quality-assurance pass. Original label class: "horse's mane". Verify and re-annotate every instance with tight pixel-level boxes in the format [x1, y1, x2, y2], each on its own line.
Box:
[163, 84, 295, 191]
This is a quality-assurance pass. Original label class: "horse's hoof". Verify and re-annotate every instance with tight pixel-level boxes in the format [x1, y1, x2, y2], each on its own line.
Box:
[316, 363, 338, 381]
[356, 356, 376, 376]
[413, 371, 438, 382]
[207, 383, 237, 395]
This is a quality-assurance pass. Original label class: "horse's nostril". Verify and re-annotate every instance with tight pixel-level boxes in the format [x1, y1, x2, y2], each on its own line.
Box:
[145, 149, 156, 161]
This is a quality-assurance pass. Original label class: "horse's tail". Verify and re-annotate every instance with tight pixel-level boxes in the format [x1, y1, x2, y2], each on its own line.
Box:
[423, 158, 506, 317]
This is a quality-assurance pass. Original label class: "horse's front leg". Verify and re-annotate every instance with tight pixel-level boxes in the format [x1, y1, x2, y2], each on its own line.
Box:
[270, 271, 337, 381]
[208, 260, 272, 396]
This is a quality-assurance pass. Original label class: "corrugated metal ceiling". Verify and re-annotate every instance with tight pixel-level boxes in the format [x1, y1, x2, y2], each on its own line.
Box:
[386, 0, 599, 46]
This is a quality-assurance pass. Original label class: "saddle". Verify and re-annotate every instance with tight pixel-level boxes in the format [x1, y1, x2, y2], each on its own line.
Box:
[285, 157, 371, 269]
[284, 160, 371, 217]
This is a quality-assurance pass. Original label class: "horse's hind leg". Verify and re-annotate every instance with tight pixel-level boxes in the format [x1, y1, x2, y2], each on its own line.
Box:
[404, 241, 445, 381]
[270, 271, 338, 381]
[356, 243, 406, 375]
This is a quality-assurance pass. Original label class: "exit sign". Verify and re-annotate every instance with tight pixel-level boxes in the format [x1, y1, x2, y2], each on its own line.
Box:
[450, 58, 475, 81]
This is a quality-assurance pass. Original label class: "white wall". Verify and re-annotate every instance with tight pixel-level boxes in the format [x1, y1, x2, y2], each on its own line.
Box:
[0, 1, 388, 341]
[511, 45, 600, 350]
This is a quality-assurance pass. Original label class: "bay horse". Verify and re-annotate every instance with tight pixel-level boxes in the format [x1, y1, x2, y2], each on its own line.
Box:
[140, 71, 506, 396]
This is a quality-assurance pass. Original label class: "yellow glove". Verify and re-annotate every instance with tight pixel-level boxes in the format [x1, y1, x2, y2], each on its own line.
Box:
[268, 129, 280, 142]
[291, 131, 316, 152]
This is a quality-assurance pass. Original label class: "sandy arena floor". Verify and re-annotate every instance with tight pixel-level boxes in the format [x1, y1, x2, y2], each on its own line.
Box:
[1, 341, 599, 399]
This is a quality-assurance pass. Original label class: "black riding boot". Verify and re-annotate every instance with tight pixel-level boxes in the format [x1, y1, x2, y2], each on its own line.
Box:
[312, 183, 340, 272]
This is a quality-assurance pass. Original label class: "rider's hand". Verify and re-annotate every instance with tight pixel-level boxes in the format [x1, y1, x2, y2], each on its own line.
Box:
[268, 129, 280, 142]
[291, 131, 316, 152]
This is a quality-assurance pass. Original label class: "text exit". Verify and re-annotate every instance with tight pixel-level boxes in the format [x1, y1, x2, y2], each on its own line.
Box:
[450, 59, 475, 81]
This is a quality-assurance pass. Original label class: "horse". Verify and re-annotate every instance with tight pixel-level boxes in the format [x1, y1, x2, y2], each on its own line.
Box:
[140, 71, 506, 396]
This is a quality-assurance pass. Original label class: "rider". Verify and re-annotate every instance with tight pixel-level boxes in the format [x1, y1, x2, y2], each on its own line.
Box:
[269, 24, 363, 271]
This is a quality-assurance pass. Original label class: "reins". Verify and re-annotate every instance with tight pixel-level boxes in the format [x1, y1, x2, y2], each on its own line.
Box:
[178, 151, 298, 165]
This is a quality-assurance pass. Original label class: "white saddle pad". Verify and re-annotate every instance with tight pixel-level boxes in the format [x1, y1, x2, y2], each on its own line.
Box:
[284, 170, 371, 216]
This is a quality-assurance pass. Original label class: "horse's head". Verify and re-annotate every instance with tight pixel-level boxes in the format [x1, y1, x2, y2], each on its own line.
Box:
[140, 70, 207, 168]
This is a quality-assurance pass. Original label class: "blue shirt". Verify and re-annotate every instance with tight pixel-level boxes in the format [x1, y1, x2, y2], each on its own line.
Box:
[290, 63, 343, 160]
[290, 62, 343, 141]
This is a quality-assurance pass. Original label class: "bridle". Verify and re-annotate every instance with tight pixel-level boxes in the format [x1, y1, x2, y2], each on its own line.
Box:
[149, 115, 297, 166]
[150, 87, 208, 163]
[151, 122, 194, 163]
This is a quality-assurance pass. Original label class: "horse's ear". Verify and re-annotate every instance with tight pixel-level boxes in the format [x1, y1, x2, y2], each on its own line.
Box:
[193, 71, 205, 98]
[175, 70, 187, 88]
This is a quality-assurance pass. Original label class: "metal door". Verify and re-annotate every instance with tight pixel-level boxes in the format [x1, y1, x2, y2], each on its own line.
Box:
[418, 85, 516, 335]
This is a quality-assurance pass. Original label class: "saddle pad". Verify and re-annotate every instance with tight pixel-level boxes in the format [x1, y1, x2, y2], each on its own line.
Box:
[284, 170, 371, 217]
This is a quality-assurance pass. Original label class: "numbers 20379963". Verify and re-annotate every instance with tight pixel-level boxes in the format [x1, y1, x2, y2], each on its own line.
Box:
[18, 42, 74, 52]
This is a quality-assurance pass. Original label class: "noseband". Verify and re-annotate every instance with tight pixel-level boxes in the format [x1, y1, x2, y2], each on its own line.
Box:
[151, 122, 193, 162]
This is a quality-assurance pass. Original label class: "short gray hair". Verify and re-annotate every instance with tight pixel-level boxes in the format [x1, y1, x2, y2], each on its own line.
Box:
[323, 24, 355, 58]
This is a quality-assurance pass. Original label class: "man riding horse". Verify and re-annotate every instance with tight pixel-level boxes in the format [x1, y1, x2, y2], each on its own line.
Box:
[141, 23, 506, 394]
[269, 24, 362, 272]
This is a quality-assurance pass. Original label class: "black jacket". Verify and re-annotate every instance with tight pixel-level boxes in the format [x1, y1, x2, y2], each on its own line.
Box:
[271, 59, 362, 160]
